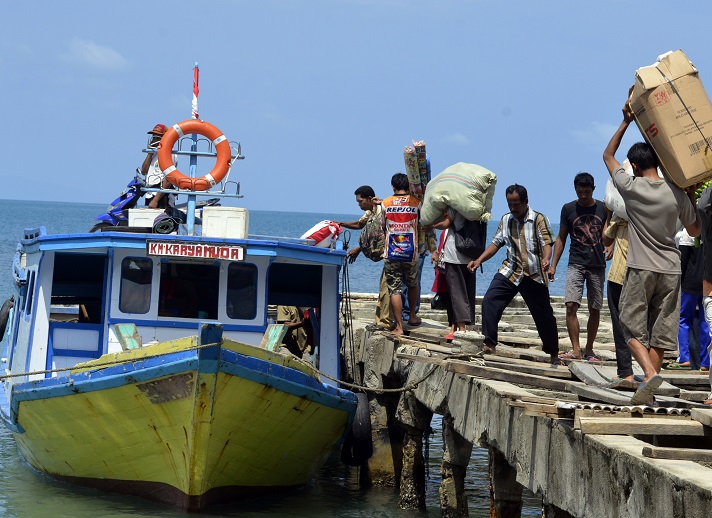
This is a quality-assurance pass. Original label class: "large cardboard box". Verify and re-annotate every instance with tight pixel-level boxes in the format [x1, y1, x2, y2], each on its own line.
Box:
[630, 50, 712, 188]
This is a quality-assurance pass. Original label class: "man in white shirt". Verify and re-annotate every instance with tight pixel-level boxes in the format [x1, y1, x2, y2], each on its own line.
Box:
[142, 124, 176, 209]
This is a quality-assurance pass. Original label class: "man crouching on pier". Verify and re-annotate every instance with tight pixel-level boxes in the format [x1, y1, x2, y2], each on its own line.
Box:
[603, 96, 701, 405]
[467, 184, 560, 364]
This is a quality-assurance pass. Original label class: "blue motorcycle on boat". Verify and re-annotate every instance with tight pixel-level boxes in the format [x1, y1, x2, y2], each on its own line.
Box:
[89, 171, 145, 232]
[90, 171, 219, 233]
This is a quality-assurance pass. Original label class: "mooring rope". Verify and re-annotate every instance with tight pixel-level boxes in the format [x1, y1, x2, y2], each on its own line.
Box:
[0, 338, 444, 395]
[339, 230, 362, 386]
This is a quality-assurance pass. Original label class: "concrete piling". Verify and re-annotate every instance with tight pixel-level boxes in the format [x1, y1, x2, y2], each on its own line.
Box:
[440, 412, 472, 518]
[488, 447, 523, 518]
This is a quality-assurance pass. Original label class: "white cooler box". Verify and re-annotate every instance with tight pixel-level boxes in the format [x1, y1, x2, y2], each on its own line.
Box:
[128, 208, 201, 229]
[201, 207, 249, 239]
[128, 208, 165, 228]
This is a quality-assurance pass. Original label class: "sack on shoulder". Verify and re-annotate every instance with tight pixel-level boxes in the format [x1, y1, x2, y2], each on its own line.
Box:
[454, 219, 487, 259]
[359, 212, 386, 261]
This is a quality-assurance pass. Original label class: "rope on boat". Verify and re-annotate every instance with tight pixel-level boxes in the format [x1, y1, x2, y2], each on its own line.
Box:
[339, 231, 362, 387]
[303, 358, 440, 394]
[0, 337, 440, 394]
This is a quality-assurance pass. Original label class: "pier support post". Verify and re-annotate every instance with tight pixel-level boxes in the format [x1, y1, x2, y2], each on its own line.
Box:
[362, 333, 404, 487]
[398, 426, 427, 509]
[489, 447, 523, 518]
[396, 385, 433, 510]
[439, 412, 472, 518]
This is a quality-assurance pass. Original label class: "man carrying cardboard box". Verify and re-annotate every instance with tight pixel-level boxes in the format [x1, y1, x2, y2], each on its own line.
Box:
[603, 97, 701, 405]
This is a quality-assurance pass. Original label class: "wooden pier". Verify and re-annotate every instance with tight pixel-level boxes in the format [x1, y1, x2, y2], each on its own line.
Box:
[341, 294, 712, 517]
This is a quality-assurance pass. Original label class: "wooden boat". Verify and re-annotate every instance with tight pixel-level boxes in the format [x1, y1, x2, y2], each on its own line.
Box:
[0, 106, 357, 510]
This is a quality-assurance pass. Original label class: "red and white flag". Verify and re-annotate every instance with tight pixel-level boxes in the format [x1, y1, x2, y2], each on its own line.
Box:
[192, 64, 199, 119]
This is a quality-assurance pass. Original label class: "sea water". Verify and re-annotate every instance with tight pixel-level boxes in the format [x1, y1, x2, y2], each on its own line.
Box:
[0, 199, 572, 517]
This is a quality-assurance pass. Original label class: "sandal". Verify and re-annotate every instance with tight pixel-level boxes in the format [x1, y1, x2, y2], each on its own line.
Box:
[558, 351, 581, 360]
[444, 332, 455, 342]
[584, 354, 601, 363]
[407, 317, 422, 327]
[481, 344, 497, 355]
[666, 361, 691, 370]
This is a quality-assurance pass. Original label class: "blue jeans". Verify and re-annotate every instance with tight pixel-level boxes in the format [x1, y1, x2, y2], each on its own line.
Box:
[402, 252, 426, 320]
[679, 291, 710, 369]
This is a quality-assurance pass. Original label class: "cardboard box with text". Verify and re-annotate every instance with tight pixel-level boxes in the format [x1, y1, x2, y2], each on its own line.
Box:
[630, 50, 712, 188]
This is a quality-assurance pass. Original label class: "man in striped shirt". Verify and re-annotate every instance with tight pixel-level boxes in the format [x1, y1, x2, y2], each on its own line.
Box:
[467, 184, 560, 362]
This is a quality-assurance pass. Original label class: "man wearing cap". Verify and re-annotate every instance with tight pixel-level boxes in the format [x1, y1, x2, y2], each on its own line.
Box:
[142, 124, 176, 209]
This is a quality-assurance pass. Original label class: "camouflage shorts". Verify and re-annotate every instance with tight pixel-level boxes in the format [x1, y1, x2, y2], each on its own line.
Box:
[384, 259, 419, 295]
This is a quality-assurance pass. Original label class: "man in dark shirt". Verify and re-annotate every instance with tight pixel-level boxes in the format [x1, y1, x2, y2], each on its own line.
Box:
[549, 172, 608, 361]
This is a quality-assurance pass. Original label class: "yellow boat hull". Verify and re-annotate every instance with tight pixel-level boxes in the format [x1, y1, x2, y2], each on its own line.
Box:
[9, 337, 356, 510]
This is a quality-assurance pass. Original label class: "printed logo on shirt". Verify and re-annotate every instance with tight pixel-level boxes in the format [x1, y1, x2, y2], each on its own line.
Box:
[387, 233, 415, 261]
[572, 213, 604, 247]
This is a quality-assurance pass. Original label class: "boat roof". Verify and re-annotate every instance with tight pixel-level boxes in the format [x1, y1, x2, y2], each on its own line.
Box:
[20, 229, 346, 267]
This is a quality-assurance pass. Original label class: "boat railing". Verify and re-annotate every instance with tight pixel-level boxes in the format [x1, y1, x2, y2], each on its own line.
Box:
[248, 234, 315, 246]
[141, 136, 244, 199]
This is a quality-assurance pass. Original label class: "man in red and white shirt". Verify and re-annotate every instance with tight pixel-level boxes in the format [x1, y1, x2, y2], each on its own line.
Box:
[380, 173, 422, 335]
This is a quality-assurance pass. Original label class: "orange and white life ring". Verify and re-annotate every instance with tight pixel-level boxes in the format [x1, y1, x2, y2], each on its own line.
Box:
[157, 120, 231, 191]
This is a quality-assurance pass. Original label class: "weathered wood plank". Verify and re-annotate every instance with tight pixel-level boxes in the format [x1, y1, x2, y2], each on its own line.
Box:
[113, 323, 142, 350]
[508, 401, 575, 419]
[659, 372, 711, 387]
[259, 324, 288, 351]
[569, 361, 613, 387]
[567, 384, 632, 405]
[485, 360, 574, 380]
[485, 344, 552, 364]
[578, 417, 709, 436]
[568, 363, 680, 396]
[574, 409, 692, 429]
[642, 445, 712, 461]
[396, 353, 446, 366]
[446, 360, 571, 391]
[691, 408, 712, 428]
[679, 390, 711, 402]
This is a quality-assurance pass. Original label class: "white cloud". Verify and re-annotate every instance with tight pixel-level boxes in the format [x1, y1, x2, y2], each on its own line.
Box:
[572, 121, 620, 147]
[61, 39, 128, 71]
[442, 132, 470, 146]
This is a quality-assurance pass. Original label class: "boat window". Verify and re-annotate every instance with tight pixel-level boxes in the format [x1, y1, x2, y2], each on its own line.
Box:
[226, 263, 258, 319]
[50, 254, 106, 324]
[24, 271, 35, 316]
[158, 262, 219, 319]
[267, 263, 322, 308]
[119, 257, 153, 314]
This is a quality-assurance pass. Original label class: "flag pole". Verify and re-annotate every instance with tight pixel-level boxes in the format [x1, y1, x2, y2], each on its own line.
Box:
[186, 62, 199, 235]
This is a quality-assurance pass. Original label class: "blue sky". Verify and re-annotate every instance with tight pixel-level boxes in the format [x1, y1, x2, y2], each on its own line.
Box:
[3, 1, 712, 221]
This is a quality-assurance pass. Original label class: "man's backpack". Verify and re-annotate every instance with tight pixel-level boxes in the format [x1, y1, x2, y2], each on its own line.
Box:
[453, 218, 487, 259]
[359, 212, 386, 261]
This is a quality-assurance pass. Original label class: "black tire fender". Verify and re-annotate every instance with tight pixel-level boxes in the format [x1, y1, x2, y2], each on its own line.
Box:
[0, 297, 14, 342]
[340, 392, 373, 466]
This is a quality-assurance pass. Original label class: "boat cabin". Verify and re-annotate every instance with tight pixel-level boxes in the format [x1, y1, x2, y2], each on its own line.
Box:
[6, 220, 345, 388]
